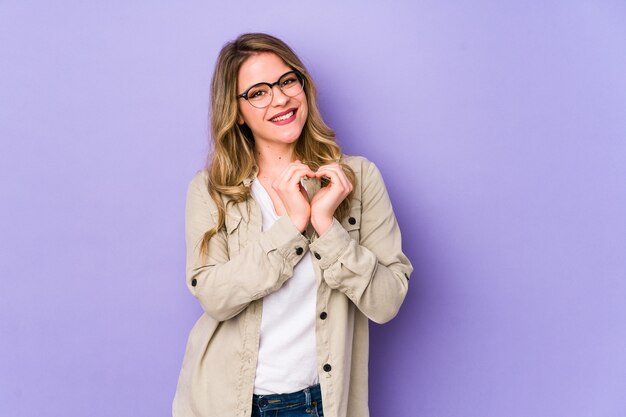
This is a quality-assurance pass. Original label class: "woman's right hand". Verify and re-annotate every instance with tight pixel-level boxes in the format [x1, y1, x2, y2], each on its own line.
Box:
[271, 160, 316, 232]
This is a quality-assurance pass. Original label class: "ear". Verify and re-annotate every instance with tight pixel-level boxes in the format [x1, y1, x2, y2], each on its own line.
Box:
[237, 112, 244, 125]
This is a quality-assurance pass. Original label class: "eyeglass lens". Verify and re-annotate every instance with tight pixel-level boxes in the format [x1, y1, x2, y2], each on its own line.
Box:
[247, 72, 303, 108]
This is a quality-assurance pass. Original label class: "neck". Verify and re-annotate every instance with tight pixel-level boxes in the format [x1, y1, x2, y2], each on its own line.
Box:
[255, 142, 297, 180]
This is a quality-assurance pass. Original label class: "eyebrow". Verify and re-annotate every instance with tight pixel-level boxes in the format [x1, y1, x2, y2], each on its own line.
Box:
[239, 70, 294, 93]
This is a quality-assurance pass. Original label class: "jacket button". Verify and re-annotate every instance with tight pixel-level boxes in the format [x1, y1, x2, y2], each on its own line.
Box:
[191, 279, 197, 287]
[295, 247, 303, 255]
[319, 312, 327, 320]
[348, 217, 356, 225]
[314, 252, 321, 260]
[323, 364, 332, 372]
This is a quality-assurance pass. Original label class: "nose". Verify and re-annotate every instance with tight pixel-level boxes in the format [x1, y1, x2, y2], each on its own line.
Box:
[269, 84, 289, 106]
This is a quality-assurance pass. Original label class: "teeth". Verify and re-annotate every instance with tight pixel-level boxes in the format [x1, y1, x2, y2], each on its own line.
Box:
[271, 111, 294, 122]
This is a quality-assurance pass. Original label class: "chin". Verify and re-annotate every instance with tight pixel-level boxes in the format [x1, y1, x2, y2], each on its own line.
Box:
[278, 128, 303, 144]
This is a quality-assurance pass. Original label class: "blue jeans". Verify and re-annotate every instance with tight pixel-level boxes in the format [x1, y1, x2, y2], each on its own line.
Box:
[251, 384, 324, 417]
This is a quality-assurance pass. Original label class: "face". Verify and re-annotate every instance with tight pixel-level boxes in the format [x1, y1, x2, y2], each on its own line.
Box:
[236, 52, 308, 148]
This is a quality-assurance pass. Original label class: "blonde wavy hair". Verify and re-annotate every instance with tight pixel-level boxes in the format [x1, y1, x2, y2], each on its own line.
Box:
[200, 33, 355, 257]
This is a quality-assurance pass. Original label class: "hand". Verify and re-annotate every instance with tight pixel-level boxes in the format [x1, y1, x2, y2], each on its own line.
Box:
[271, 160, 317, 232]
[310, 163, 353, 236]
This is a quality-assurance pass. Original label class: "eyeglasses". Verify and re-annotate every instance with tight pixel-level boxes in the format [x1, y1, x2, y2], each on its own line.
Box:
[237, 70, 305, 109]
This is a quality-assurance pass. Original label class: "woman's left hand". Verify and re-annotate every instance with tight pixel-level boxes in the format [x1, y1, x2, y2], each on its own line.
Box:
[310, 163, 353, 236]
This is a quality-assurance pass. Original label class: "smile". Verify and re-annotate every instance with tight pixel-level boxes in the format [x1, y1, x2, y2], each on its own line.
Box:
[269, 108, 297, 123]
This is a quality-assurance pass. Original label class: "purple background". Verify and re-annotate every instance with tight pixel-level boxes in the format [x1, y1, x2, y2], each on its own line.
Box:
[1, 1, 625, 416]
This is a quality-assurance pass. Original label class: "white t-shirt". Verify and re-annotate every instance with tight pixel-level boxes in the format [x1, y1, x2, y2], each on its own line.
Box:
[250, 178, 319, 395]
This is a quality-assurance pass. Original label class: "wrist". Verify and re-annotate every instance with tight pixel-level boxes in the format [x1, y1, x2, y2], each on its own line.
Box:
[311, 214, 333, 236]
[290, 214, 310, 233]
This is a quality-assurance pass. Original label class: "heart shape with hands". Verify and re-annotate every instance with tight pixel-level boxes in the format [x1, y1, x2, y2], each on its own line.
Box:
[271, 160, 353, 236]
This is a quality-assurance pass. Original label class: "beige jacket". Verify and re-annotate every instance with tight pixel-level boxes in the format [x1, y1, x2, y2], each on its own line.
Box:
[173, 155, 412, 417]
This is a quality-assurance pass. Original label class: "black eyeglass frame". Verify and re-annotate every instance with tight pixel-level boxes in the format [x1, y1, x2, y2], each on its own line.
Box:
[236, 70, 305, 107]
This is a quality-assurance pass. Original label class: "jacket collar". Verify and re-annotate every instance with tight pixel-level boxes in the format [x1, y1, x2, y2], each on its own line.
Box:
[242, 165, 259, 187]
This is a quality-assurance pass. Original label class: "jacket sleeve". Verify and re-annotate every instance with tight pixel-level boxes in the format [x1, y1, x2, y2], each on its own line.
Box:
[185, 171, 310, 322]
[308, 159, 412, 324]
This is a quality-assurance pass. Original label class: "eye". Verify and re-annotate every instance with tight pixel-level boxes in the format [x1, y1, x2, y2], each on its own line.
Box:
[249, 89, 267, 99]
[280, 76, 297, 87]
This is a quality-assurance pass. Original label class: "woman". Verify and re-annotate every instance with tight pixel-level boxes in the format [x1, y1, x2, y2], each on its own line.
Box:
[173, 33, 412, 417]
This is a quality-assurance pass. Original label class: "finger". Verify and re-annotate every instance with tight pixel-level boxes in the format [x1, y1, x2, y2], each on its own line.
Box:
[331, 165, 353, 192]
[315, 166, 342, 185]
[313, 172, 350, 199]
[283, 165, 317, 185]
[316, 164, 346, 182]
[315, 166, 351, 193]
[279, 161, 315, 179]
[274, 165, 316, 191]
